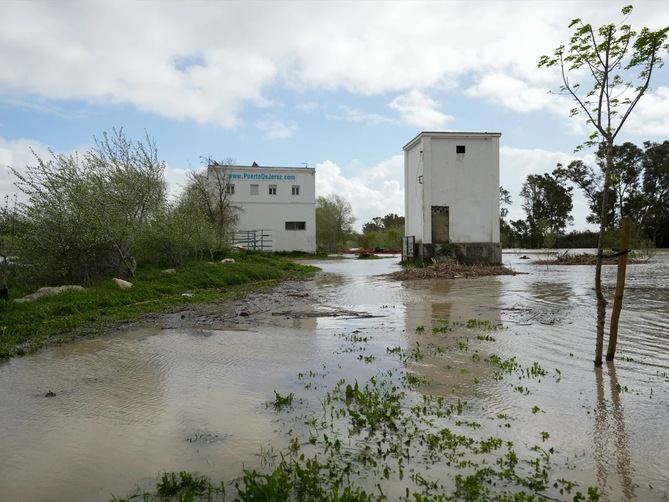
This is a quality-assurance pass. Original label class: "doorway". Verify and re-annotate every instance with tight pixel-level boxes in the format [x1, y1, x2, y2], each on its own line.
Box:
[431, 206, 449, 243]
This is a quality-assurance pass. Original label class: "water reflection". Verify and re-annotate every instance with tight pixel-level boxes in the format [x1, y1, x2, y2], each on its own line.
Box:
[593, 363, 635, 501]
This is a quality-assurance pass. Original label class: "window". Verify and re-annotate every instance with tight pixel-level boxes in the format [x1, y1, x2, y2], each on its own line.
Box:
[225, 183, 235, 194]
[285, 221, 306, 231]
[250, 184, 259, 195]
[456, 145, 466, 154]
[269, 185, 277, 195]
[291, 185, 300, 196]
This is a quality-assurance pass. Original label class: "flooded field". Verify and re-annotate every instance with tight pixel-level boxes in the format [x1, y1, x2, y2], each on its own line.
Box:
[0, 251, 667, 500]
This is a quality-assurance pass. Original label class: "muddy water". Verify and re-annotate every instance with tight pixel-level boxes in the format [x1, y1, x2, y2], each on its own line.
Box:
[0, 253, 667, 500]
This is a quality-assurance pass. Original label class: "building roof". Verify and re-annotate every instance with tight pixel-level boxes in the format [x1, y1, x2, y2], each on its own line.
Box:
[403, 131, 502, 151]
[209, 163, 314, 172]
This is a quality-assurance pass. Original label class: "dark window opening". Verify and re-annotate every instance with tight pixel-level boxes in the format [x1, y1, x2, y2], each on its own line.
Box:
[456, 145, 466, 154]
[285, 221, 306, 231]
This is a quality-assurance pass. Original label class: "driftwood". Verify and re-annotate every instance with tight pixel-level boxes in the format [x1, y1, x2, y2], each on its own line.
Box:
[388, 263, 517, 281]
[536, 253, 645, 266]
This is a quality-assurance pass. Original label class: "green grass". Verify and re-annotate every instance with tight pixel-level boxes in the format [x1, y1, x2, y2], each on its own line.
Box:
[0, 252, 317, 359]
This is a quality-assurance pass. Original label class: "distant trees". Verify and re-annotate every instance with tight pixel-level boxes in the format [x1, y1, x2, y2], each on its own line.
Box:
[316, 195, 354, 252]
[555, 140, 669, 247]
[520, 173, 573, 248]
[358, 213, 405, 250]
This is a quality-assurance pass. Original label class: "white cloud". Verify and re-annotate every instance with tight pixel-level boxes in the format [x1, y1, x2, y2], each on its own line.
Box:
[466, 73, 568, 114]
[255, 117, 298, 140]
[500, 146, 597, 231]
[315, 156, 404, 231]
[0, 136, 51, 204]
[388, 90, 453, 129]
[625, 86, 669, 137]
[4, 2, 666, 128]
[326, 106, 394, 125]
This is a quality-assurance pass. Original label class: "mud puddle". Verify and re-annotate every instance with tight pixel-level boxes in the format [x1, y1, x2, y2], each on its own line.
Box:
[0, 253, 667, 500]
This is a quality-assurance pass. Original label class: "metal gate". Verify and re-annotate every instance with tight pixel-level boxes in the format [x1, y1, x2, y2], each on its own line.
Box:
[231, 230, 272, 251]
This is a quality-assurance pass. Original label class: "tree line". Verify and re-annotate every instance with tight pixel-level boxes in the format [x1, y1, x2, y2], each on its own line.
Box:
[501, 140, 669, 249]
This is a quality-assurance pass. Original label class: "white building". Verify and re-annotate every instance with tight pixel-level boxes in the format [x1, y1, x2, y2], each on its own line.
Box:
[404, 131, 502, 263]
[211, 163, 316, 252]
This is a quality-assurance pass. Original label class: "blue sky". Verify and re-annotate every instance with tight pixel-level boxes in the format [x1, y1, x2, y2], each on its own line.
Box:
[1, 0, 668, 230]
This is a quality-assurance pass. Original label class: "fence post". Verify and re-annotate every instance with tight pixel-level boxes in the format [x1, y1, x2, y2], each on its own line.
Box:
[606, 217, 632, 362]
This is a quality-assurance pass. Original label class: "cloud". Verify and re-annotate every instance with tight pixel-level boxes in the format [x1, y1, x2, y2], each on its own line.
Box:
[315, 155, 404, 231]
[5, 2, 665, 128]
[625, 86, 669, 137]
[466, 73, 567, 114]
[500, 146, 596, 231]
[388, 90, 453, 129]
[326, 106, 394, 125]
[0, 136, 51, 204]
[255, 117, 298, 140]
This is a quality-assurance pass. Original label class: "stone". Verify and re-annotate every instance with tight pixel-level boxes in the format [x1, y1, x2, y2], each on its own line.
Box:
[220, 258, 235, 263]
[161, 268, 177, 275]
[112, 278, 133, 289]
[14, 285, 84, 303]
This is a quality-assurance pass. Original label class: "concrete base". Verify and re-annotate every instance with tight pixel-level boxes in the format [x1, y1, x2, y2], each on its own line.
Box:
[417, 242, 501, 265]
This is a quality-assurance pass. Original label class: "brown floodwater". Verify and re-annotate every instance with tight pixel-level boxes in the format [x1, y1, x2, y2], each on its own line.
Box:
[0, 252, 667, 501]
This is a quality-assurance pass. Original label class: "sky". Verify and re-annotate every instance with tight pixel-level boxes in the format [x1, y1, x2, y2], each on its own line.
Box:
[1, 0, 668, 231]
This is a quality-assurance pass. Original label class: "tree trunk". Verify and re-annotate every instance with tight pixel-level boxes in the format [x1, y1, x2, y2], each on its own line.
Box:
[594, 142, 613, 367]
[606, 217, 632, 361]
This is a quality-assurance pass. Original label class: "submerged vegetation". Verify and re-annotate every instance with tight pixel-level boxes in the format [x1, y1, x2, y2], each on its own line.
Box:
[115, 318, 601, 501]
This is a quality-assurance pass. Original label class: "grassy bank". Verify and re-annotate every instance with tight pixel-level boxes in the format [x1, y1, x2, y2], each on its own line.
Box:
[0, 252, 317, 359]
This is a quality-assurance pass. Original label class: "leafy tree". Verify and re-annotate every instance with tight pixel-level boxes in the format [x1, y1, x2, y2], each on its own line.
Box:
[637, 141, 669, 246]
[539, 5, 669, 365]
[520, 173, 573, 247]
[499, 187, 511, 219]
[362, 213, 404, 234]
[316, 195, 354, 252]
[555, 142, 644, 227]
[186, 159, 238, 255]
[11, 129, 166, 284]
[510, 219, 531, 248]
[499, 186, 513, 248]
[359, 213, 404, 250]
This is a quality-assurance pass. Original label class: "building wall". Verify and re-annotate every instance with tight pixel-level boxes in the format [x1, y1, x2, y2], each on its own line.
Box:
[428, 136, 500, 243]
[404, 141, 425, 242]
[404, 132, 501, 262]
[215, 165, 316, 252]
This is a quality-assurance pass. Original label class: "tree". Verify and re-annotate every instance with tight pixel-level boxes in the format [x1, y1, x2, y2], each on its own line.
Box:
[637, 141, 669, 246]
[539, 5, 669, 365]
[520, 173, 573, 248]
[499, 186, 513, 248]
[555, 142, 644, 227]
[11, 129, 166, 284]
[362, 213, 404, 234]
[358, 213, 404, 250]
[316, 195, 354, 252]
[185, 158, 238, 255]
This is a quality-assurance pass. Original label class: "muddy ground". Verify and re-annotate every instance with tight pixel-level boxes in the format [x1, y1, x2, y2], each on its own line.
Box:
[136, 272, 374, 332]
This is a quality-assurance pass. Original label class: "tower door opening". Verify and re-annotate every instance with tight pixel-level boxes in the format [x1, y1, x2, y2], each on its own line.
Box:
[431, 206, 449, 243]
